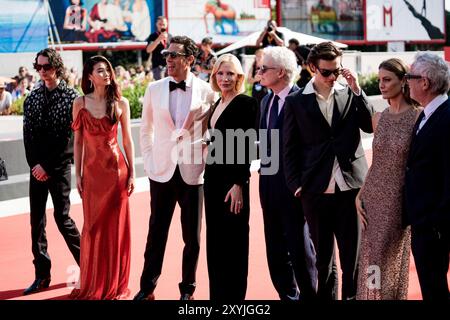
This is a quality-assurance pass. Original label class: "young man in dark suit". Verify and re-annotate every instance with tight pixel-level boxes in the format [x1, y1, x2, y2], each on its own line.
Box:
[283, 42, 374, 300]
[404, 52, 450, 300]
[257, 46, 317, 301]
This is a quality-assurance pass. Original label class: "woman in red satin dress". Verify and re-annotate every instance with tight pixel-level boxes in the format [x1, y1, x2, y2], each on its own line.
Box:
[70, 55, 135, 299]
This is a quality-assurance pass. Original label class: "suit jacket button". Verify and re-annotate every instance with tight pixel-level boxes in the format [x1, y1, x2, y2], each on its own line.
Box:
[406, 166, 409, 171]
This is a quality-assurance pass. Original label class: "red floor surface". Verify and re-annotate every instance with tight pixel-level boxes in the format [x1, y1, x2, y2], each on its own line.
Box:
[1, 153, 448, 300]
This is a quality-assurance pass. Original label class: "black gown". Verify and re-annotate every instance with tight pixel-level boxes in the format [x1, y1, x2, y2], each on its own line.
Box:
[203, 94, 257, 301]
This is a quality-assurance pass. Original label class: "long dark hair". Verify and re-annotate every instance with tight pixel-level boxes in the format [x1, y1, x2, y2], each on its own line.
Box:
[81, 55, 121, 123]
[379, 58, 419, 107]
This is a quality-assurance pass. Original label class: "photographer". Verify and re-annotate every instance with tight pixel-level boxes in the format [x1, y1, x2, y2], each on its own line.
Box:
[194, 37, 217, 82]
[256, 20, 284, 48]
[146, 16, 172, 80]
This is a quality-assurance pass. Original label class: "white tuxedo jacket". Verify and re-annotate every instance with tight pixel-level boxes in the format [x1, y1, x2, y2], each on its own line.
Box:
[140, 74, 216, 185]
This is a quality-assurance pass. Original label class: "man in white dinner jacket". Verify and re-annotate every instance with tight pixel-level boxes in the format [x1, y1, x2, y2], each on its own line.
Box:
[135, 35, 216, 301]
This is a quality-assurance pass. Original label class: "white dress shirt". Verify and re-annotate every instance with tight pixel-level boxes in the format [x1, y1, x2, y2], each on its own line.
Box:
[418, 94, 448, 133]
[303, 77, 351, 193]
[169, 72, 193, 129]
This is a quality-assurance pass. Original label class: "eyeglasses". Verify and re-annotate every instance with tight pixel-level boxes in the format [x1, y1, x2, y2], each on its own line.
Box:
[161, 50, 188, 59]
[257, 65, 278, 74]
[316, 66, 342, 78]
[404, 73, 424, 81]
[34, 63, 53, 72]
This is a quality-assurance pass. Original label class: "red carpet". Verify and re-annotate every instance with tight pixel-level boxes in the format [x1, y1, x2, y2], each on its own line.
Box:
[1, 151, 448, 300]
[0, 174, 275, 300]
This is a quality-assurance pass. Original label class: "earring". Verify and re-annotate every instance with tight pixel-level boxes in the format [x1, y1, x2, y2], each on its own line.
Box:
[90, 80, 93, 89]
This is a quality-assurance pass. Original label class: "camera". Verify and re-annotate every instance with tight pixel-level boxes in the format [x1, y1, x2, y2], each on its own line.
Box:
[161, 28, 166, 33]
[267, 21, 273, 32]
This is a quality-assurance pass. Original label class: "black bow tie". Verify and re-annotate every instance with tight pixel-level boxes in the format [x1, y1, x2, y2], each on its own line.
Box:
[169, 80, 186, 92]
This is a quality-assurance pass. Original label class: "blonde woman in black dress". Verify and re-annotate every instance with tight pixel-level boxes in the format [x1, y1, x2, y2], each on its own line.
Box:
[204, 54, 257, 301]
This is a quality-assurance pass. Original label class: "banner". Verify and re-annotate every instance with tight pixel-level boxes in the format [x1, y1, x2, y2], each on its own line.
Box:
[167, 0, 272, 43]
[49, 0, 162, 43]
[366, 0, 445, 41]
[0, 0, 49, 53]
[281, 0, 364, 42]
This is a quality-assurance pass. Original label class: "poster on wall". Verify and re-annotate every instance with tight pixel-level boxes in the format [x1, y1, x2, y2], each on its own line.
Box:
[167, 0, 272, 43]
[366, 0, 445, 42]
[280, 0, 364, 42]
[0, 0, 49, 53]
[49, 0, 163, 43]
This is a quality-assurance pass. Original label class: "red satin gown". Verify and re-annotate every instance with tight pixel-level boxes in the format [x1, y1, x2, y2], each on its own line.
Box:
[70, 107, 131, 300]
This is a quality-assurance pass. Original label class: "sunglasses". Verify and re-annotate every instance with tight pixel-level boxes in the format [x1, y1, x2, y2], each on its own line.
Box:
[161, 50, 188, 59]
[34, 63, 53, 72]
[316, 66, 342, 78]
[257, 65, 278, 74]
[404, 73, 423, 81]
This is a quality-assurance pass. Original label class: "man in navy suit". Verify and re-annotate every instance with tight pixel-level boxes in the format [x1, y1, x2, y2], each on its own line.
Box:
[257, 46, 317, 300]
[283, 42, 374, 300]
[404, 52, 450, 300]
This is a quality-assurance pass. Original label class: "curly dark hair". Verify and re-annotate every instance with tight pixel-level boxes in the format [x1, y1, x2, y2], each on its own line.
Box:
[34, 48, 65, 79]
[306, 41, 342, 67]
[170, 36, 198, 59]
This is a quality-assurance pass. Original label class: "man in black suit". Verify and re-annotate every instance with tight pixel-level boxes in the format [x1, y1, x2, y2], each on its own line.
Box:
[257, 46, 317, 300]
[404, 52, 450, 300]
[283, 42, 374, 300]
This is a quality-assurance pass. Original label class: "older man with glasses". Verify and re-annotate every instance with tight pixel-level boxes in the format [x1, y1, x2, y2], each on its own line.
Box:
[403, 52, 450, 300]
[283, 41, 375, 300]
[257, 46, 318, 301]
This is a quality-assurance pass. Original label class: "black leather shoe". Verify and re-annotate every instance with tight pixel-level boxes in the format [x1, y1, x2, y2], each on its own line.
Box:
[180, 293, 194, 300]
[23, 277, 51, 295]
[133, 290, 155, 301]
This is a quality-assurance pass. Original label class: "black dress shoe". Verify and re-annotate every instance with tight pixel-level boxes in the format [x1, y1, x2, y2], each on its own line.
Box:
[133, 290, 155, 301]
[180, 293, 194, 300]
[23, 277, 51, 295]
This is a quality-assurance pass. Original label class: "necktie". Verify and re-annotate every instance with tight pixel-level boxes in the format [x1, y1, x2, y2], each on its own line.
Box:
[169, 80, 186, 92]
[414, 110, 425, 135]
[268, 95, 280, 130]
